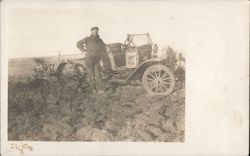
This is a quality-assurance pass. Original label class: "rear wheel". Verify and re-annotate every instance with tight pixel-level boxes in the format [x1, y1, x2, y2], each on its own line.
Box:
[142, 64, 175, 96]
[56, 62, 87, 84]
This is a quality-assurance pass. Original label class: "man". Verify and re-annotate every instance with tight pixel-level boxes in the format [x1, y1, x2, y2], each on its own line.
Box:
[76, 27, 112, 93]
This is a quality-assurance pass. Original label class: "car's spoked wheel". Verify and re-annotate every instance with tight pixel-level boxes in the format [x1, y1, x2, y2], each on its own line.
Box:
[142, 64, 175, 96]
[56, 62, 76, 84]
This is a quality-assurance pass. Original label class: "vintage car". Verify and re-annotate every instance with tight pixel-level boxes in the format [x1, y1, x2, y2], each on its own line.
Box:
[56, 33, 184, 96]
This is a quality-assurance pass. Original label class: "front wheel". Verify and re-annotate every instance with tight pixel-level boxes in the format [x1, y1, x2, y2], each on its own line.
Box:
[142, 64, 175, 96]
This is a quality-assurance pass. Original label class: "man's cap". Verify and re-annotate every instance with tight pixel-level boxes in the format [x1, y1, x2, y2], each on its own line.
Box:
[91, 27, 99, 31]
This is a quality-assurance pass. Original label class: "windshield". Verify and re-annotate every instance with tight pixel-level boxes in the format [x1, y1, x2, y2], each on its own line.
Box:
[126, 34, 152, 47]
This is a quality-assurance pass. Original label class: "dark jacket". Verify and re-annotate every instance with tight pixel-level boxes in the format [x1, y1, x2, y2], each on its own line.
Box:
[76, 35, 106, 57]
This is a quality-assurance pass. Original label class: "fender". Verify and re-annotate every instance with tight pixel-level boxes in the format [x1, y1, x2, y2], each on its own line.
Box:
[125, 58, 166, 81]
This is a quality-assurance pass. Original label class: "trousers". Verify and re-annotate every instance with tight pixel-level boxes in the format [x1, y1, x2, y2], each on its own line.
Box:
[100, 50, 112, 74]
[85, 54, 103, 92]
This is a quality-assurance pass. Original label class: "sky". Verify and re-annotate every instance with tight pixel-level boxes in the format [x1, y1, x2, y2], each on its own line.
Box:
[3, 0, 247, 58]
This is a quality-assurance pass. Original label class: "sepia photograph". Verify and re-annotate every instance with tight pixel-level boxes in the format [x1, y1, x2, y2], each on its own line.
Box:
[7, 2, 185, 142]
[1, 0, 248, 156]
